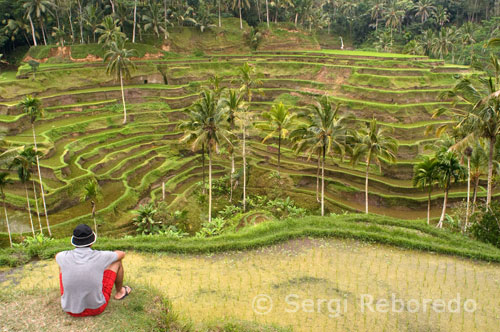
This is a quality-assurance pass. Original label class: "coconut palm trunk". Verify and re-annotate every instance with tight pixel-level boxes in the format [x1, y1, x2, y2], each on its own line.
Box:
[242, 115, 247, 211]
[2, 196, 12, 247]
[465, 155, 471, 230]
[31, 124, 51, 236]
[120, 69, 127, 124]
[487, 137, 495, 207]
[28, 14, 37, 46]
[39, 18, 47, 45]
[365, 157, 370, 214]
[91, 200, 97, 235]
[218, 0, 222, 27]
[239, 0, 243, 29]
[321, 146, 325, 216]
[316, 154, 320, 203]
[427, 187, 432, 225]
[24, 183, 35, 236]
[472, 176, 479, 214]
[202, 144, 206, 194]
[438, 183, 450, 228]
[208, 149, 212, 223]
[277, 127, 281, 175]
[32, 179, 42, 234]
[230, 152, 235, 202]
[133, 0, 138, 42]
[266, 0, 270, 27]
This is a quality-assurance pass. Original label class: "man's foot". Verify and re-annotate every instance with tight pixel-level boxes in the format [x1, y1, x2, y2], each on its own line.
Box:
[114, 285, 132, 300]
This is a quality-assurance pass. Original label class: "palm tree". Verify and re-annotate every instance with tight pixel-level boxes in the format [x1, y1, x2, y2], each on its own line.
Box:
[23, 0, 54, 46]
[413, 0, 436, 23]
[10, 152, 35, 236]
[435, 5, 449, 27]
[237, 62, 261, 211]
[435, 55, 500, 208]
[457, 22, 476, 64]
[221, 89, 244, 202]
[436, 150, 465, 228]
[352, 119, 398, 214]
[232, 0, 251, 29]
[207, 75, 226, 102]
[0, 172, 13, 247]
[469, 141, 488, 213]
[384, 2, 404, 37]
[370, 0, 385, 31]
[291, 96, 351, 216]
[259, 102, 296, 176]
[432, 27, 455, 60]
[178, 111, 208, 194]
[81, 179, 101, 235]
[19, 96, 51, 236]
[413, 156, 439, 225]
[104, 39, 137, 124]
[143, 0, 169, 39]
[20, 146, 43, 234]
[96, 16, 125, 45]
[180, 90, 232, 222]
[51, 27, 66, 47]
[84, 4, 103, 43]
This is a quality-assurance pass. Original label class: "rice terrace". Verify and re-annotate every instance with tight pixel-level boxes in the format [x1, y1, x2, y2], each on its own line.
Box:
[1, 2, 500, 332]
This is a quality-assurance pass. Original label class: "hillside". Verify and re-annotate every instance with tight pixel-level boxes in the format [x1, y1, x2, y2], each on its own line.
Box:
[0, 44, 488, 240]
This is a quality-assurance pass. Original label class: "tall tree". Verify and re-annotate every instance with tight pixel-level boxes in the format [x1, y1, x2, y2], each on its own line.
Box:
[81, 178, 101, 235]
[104, 39, 137, 124]
[233, 0, 251, 29]
[180, 90, 232, 222]
[19, 96, 51, 236]
[84, 4, 103, 43]
[436, 150, 465, 228]
[436, 54, 500, 208]
[259, 102, 296, 176]
[413, 156, 439, 225]
[291, 96, 351, 216]
[0, 172, 13, 247]
[221, 89, 244, 202]
[237, 62, 261, 211]
[413, 0, 436, 23]
[352, 119, 398, 214]
[20, 146, 43, 234]
[23, 0, 54, 46]
[96, 16, 125, 45]
[10, 151, 35, 236]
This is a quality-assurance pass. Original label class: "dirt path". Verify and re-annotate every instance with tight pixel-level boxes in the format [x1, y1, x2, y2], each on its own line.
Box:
[1, 238, 499, 332]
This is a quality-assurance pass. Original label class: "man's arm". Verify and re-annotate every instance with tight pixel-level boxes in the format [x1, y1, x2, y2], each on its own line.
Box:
[114, 250, 125, 261]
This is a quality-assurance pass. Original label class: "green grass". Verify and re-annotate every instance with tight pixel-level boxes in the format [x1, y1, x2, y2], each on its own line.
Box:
[0, 284, 288, 332]
[2, 214, 499, 267]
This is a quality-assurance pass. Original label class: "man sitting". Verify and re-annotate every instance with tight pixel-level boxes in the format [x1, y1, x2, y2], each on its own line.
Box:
[55, 224, 132, 317]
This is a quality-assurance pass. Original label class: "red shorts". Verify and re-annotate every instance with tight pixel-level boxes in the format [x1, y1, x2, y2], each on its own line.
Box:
[60, 269, 117, 317]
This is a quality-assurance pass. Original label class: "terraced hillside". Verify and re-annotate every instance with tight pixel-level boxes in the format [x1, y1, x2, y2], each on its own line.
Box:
[0, 50, 489, 237]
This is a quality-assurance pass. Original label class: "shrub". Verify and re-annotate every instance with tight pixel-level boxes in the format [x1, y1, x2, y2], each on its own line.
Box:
[12, 233, 54, 257]
[469, 203, 500, 248]
[158, 225, 188, 239]
[133, 203, 162, 235]
[193, 49, 205, 57]
[218, 205, 242, 219]
[266, 197, 307, 219]
[195, 217, 227, 238]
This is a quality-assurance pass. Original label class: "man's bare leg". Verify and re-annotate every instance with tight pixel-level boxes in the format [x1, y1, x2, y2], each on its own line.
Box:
[106, 260, 131, 299]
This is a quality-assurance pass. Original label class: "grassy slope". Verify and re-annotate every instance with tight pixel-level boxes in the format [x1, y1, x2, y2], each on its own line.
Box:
[0, 284, 288, 332]
[1, 214, 499, 266]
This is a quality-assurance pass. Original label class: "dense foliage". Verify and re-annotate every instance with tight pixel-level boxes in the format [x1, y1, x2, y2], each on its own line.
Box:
[1, 0, 499, 63]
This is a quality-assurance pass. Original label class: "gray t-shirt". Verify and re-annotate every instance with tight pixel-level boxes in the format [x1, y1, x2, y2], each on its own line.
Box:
[56, 247, 118, 314]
